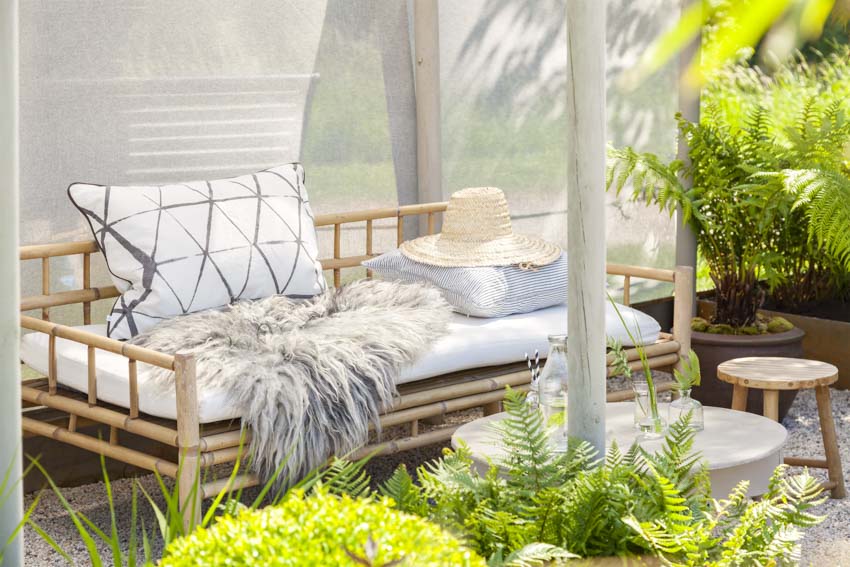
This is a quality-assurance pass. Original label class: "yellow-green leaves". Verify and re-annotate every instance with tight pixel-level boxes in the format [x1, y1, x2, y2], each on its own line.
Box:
[159, 490, 485, 567]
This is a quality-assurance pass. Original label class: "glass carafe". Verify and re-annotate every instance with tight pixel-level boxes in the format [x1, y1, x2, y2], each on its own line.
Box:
[538, 335, 568, 452]
[668, 389, 704, 431]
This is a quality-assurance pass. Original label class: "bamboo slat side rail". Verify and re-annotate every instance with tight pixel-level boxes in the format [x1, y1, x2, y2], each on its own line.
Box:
[20, 240, 99, 260]
[21, 286, 120, 312]
[22, 416, 179, 477]
[201, 474, 260, 499]
[313, 202, 449, 227]
[21, 385, 179, 445]
[606, 263, 675, 283]
[21, 315, 175, 370]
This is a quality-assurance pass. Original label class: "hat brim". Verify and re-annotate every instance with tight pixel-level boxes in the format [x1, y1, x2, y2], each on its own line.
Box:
[399, 234, 562, 268]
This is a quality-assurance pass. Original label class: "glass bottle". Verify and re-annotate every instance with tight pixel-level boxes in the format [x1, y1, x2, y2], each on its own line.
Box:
[538, 335, 568, 452]
[668, 389, 704, 431]
[632, 376, 666, 440]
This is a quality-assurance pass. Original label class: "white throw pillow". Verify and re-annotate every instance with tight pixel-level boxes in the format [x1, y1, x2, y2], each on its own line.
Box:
[363, 248, 567, 317]
[69, 163, 326, 339]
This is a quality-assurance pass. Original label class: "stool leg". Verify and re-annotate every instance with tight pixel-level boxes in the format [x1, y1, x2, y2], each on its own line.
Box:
[731, 384, 749, 412]
[763, 390, 780, 422]
[815, 385, 846, 499]
[482, 401, 502, 416]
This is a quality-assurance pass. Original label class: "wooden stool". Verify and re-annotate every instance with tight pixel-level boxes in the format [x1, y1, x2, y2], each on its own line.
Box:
[718, 356, 846, 498]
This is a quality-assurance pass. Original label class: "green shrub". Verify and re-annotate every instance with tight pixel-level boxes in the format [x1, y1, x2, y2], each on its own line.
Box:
[158, 489, 485, 567]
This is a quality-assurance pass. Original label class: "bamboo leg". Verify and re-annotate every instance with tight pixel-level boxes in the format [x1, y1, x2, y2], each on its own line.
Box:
[333, 223, 341, 288]
[763, 390, 779, 421]
[175, 354, 201, 529]
[42, 257, 50, 320]
[365, 220, 373, 279]
[83, 252, 92, 325]
[482, 401, 502, 416]
[672, 266, 693, 375]
[815, 385, 846, 499]
[731, 384, 748, 412]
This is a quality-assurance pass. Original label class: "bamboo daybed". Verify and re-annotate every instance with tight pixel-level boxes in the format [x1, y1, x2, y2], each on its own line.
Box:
[19, 201, 693, 527]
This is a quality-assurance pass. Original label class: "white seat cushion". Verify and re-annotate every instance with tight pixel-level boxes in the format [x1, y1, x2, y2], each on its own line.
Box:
[20, 303, 660, 422]
[20, 325, 240, 423]
[398, 302, 660, 384]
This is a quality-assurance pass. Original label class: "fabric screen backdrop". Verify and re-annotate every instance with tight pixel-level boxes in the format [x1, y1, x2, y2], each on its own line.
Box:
[18, 0, 680, 329]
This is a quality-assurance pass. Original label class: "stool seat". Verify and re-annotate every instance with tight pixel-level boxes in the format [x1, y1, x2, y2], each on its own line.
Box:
[716, 356, 845, 499]
[718, 357, 838, 390]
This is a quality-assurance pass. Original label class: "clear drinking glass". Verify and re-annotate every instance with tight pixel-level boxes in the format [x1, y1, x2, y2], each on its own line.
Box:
[538, 335, 568, 452]
[668, 389, 704, 431]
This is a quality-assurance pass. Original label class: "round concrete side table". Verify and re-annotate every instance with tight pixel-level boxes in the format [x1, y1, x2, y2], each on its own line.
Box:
[452, 402, 787, 499]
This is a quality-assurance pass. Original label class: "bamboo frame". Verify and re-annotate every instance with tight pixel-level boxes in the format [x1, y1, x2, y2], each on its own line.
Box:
[18, 201, 692, 527]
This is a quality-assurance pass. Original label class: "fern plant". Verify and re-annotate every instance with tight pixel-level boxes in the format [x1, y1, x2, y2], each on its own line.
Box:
[608, 97, 850, 327]
[370, 389, 824, 566]
[703, 45, 850, 310]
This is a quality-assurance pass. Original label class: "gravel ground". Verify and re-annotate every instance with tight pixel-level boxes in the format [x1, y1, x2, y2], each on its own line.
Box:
[21, 384, 850, 566]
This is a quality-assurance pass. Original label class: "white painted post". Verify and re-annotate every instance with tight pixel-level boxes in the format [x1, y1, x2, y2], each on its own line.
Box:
[413, 0, 443, 227]
[565, 0, 607, 454]
[0, 0, 23, 563]
[675, 0, 701, 313]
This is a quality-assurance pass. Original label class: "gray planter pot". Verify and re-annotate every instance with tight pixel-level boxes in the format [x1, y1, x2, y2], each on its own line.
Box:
[690, 328, 805, 421]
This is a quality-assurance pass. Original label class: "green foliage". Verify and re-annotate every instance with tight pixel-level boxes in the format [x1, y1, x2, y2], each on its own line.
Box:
[609, 49, 850, 326]
[635, 0, 837, 89]
[159, 489, 484, 567]
[25, 444, 383, 566]
[703, 45, 850, 309]
[361, 389, 824, 566]
[375, 389, 707, 563]
[627, 466, 827, 566]
[673, 350, 702, 391]
[606, 336, 632, 379]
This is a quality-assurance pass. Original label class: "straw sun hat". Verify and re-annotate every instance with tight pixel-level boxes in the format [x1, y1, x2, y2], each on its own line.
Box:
[399, 187, 561, 268]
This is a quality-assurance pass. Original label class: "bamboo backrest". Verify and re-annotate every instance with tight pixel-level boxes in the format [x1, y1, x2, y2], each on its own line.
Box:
[19, 201, 674, 324]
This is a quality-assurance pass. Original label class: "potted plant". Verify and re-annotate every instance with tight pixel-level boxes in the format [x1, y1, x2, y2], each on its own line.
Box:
[702, 48, 850, 390]
[607, 99, 850, 419]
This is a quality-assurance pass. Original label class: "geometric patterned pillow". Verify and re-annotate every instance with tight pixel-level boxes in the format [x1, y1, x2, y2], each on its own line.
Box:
[363, 248, 567, 318]
[68, 163, 327, 339]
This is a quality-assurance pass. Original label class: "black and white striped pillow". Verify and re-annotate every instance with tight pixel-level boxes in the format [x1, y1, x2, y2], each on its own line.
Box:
[363, 249, 567, 318]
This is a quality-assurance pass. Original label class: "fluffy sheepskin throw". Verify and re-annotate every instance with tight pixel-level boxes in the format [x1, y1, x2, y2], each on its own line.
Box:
[130, 280, 450, 482]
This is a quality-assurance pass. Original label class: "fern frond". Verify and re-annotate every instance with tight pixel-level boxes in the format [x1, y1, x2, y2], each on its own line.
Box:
[782, 168, 850, 269]
[378, 465, 427, 516]
[308, 456, 372, 498]
[492, 387, 565, 495]
[606, 146, 690, 220]
[503, 543, 578, 567]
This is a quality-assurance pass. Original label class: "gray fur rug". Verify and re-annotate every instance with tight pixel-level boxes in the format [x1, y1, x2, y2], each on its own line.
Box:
[130, 280, 450, 482]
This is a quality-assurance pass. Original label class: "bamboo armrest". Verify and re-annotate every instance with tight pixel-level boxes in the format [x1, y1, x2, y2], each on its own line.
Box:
[605, 263, 675, 283]
[20, 314, 175, 370]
